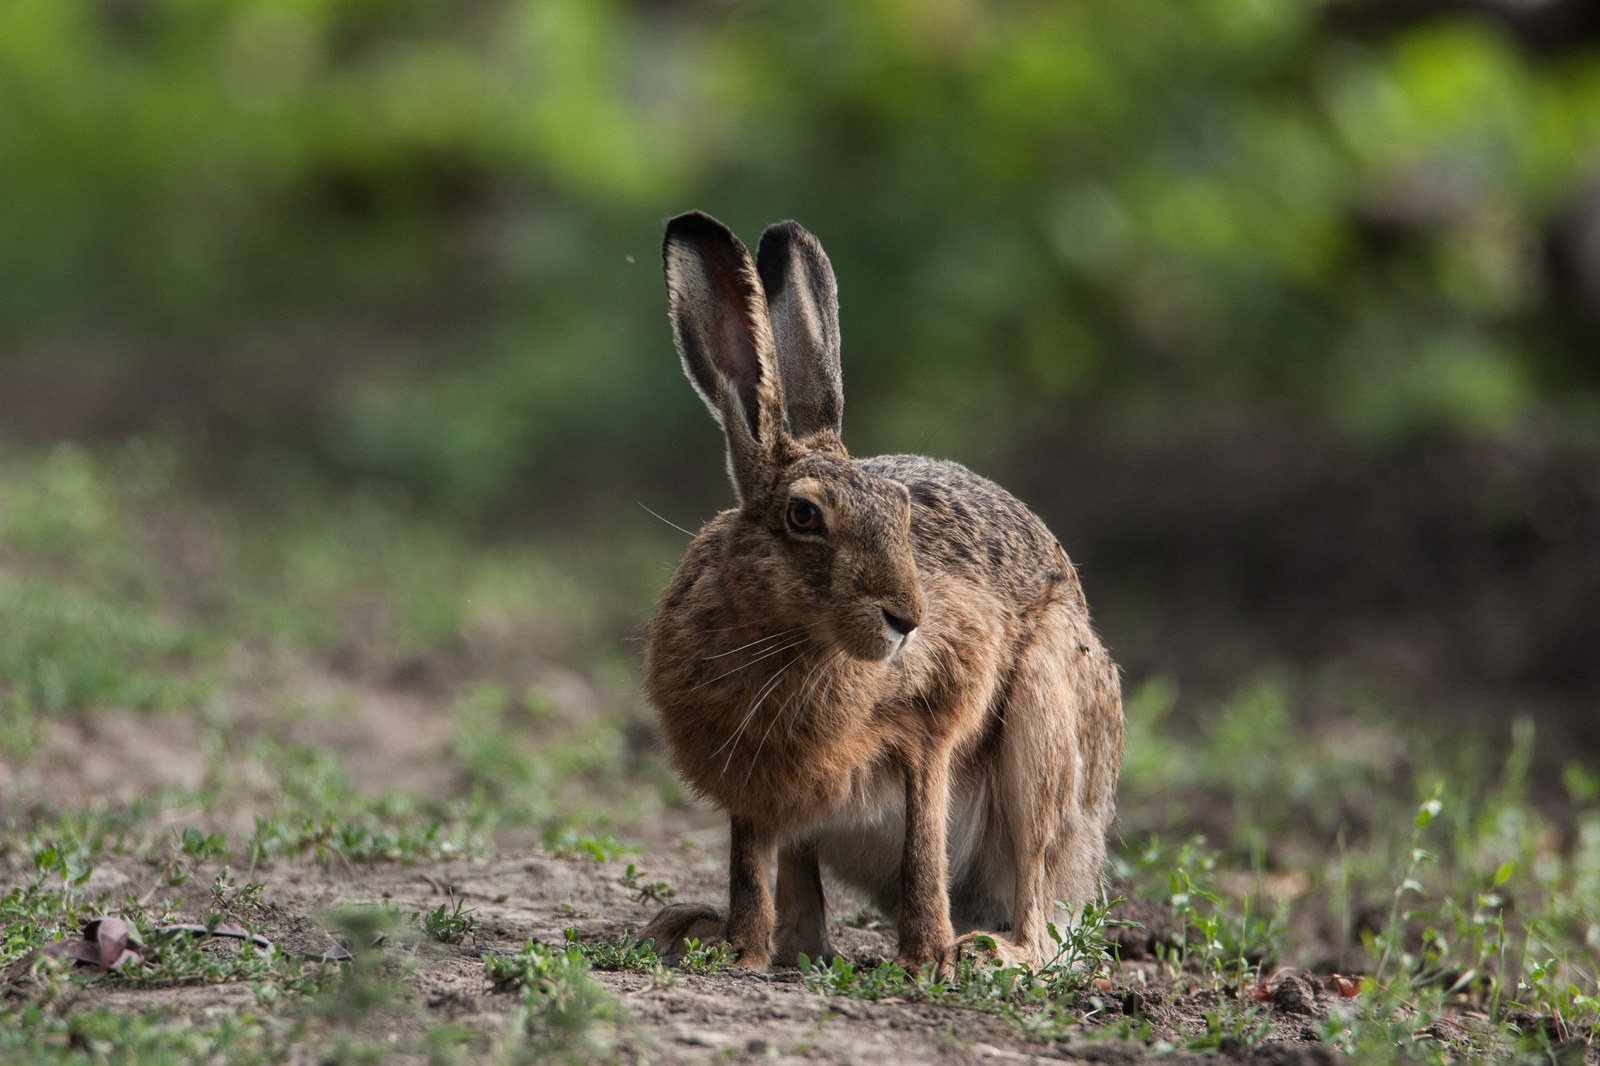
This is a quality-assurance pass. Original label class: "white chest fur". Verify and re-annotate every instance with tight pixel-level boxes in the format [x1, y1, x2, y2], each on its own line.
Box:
[798, 766, 1016, 931]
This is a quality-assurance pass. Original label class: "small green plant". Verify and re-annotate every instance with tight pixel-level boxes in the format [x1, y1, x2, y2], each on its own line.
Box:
[1034, 894, 1132, 996]
[207, 866, 267, 920]
[1124, 834, 1285, 986]
[616, 863, 675, 905]
[541, 828, 638, 863]
[564, 928, 726, 979]
[569, 930, 665, 974]
[178, 827, 229, 862]
[1187, 1002, 1272, 1052]
[841, 905, 888, 929]
[417, 895, 479, 945]
[485, 938, 627, 1062]
[679, 937, 736, 975]
[1374, 784, 1445, 981]
[120, 926, 328, 995]
[487, 938, 574, 992]
[798, 955, 913, 1001]
[314, 904, 412, 1027]
[31, 838, 94, 892]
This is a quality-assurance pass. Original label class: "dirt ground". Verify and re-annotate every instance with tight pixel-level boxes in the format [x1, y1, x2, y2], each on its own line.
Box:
[0, 697, 1421, 1065]
[1, 837, 1349, 1066]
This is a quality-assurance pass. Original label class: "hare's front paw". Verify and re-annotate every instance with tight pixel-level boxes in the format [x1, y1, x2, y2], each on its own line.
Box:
[895, 933, 956, 977]
[638, 902, 724, 966]
[953, 930, 1038, 968]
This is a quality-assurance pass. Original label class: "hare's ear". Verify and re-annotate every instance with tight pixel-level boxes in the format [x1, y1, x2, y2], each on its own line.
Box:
[663, 211, 786, 503]
[756, 221, 842, 439]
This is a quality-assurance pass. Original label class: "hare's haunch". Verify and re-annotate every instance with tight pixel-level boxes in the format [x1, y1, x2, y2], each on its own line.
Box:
[642, 211, 1123, 971]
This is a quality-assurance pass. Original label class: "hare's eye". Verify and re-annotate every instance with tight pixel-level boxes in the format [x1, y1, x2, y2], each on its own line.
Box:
[786, 499, 824, 534]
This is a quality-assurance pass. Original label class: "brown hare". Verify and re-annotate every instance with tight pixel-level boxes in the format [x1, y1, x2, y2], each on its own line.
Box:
[640, 210, 1123, 972]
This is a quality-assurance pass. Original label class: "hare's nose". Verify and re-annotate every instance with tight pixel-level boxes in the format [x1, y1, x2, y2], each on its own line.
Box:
[882, 608, 918, 637]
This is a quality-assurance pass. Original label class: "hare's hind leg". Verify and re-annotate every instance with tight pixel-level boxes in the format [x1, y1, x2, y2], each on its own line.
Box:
[773, 841, 835, 965]
[957, 601, 1122, 965]
[638, 903, 724, 965]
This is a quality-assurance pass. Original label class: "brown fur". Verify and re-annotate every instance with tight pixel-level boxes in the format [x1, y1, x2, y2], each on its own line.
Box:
[640, 211, 1123, 972]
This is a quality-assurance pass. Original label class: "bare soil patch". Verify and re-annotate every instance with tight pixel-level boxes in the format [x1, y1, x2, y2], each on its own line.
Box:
[3, 842, 1364, 1065]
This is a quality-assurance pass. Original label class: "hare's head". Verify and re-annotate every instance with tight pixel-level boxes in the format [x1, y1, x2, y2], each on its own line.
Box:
[663, 211, 925, 662]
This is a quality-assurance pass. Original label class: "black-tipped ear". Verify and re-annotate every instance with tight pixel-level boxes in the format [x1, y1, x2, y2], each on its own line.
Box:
[663, 211, 785, 502]
[757, 220, 842, 438]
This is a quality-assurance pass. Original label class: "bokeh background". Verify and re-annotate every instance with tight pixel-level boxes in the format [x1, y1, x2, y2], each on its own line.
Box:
[3, 0, 1599, 782]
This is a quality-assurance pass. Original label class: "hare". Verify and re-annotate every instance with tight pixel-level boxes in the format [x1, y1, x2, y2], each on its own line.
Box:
[640, 210, 1123, 972]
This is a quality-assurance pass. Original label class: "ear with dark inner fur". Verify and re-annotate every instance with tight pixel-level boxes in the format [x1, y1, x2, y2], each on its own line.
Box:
[663, 211, 786, 502]
[756, 221, 843, 439]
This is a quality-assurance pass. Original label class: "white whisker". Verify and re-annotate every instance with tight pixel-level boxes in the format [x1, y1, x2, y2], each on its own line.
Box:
[745, 642, 847, 784]
[716, 647, 811, 775]
[702, 625, 810, 660]
[690, 636, 812, 691]
[636, 501, 697, 538]
[792, 640, 845, 717]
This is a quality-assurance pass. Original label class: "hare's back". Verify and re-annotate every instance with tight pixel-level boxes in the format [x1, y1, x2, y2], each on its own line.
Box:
[857, 454, 1067, 592]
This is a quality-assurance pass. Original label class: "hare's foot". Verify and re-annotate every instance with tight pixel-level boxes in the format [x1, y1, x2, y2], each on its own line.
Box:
[638, 902, 724, 966]
[895, 928, 957, 979]
[953, 930, 1041, 969]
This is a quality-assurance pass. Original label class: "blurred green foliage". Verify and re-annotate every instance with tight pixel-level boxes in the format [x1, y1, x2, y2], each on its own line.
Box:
[0, 440, 668, 755]
[3, 0, 1598, 507]
[0, 445, 214, 747]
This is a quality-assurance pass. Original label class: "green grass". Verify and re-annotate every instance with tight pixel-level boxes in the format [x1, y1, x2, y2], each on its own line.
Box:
[792, 895, 1125, 1042]
[475, 924, 734, 1059]
[0, 446, 219, 755]
[1102, 679, 1600, 1061]
[0, 1006, 298, 1066]
[236, 737, 498, 867]
[484, 937, 631, 1062]
[0, 831, 342, 1062]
